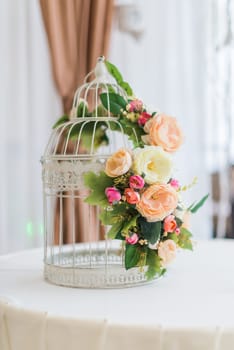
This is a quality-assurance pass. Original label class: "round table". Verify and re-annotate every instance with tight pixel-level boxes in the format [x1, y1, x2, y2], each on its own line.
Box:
[1, 240, 234, 350]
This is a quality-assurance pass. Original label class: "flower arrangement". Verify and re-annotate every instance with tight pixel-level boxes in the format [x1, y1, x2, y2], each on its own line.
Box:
[84, 145, 207, 279]
[53, 60, 208, 280]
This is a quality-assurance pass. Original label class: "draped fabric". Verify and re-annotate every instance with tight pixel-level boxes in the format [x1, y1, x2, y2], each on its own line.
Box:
[40, 0, 114, 243]
[40, 0, 114, 113]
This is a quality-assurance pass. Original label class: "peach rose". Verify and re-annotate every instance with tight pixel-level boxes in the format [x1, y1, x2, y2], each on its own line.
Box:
[158, 239, 177, 266]
[144, 113, 183, 152]
[105, 149, 132, 177]
[136, 183, 178, 222]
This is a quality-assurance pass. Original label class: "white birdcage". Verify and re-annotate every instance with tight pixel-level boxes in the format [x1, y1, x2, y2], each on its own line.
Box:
[41, 57, 149, 288]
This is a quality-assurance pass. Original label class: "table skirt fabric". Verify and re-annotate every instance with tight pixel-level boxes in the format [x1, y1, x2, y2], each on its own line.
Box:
[1, 301, 234, 350]
[1, 241, 234, 349]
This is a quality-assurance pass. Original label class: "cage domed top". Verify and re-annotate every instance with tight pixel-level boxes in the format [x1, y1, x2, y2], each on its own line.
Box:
[43, 56, 136, 162]
[42, 57, 201, 289]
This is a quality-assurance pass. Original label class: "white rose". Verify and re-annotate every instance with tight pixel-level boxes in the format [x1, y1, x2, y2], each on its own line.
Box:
[133, 146, 173, 184]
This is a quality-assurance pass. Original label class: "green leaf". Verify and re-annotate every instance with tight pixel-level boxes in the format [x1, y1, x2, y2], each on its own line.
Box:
[178, 227, 193, 250]
[125, 244, 141, 270]
[105, 61, 123, 84]
[77, 101, 88, 117]
[189, 194, 209, 213]
[52, 114, 69, 129]
[70, 121, 109, 151]
[99, 203, 129, 225]
[106, 85, 116, 94]
[115, 230, 126, 240]
[119, 116, 145, 148]
[100, 93, 127, 115]
[138, 217, 161, 244]
[167, 233, 179, 243]
[119, 81, 133, 96]
[107, 221, 124, 239]
[121, 214, 139, 235]
[101, 205, 138, 239]
[175, 217, 183, 227]
[84, 171, 113, 207]
[187, 201, 196, 211]
[108, 120, 122, 132]
[145, 248, 162, 280]
[92, 104, 108, 117]
[105, 61, 134, 96]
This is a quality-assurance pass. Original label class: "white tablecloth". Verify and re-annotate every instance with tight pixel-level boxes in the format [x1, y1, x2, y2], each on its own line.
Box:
[0, 240, 234, 349]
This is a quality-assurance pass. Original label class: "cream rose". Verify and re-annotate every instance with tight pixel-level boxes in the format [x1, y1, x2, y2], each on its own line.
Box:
[158, 239, 177, 266]
[133, 146, 172, 184]
[182, 210, 191, 229]
[144, 113, 183, 152]
[105, 148, 132, 177]
[136, 183, 178, 222]
[173, 204, 190, 229]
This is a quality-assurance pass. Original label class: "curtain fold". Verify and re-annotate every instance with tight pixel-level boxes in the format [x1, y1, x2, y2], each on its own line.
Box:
[40, 0, 114, 243]
[40, 0, 114, 113]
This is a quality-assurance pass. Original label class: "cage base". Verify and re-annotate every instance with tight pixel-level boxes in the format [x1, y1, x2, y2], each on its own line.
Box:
[44, 245, 160, 289]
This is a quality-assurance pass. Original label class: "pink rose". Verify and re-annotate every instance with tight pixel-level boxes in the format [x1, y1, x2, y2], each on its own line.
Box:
[127, 99, 143, 112]
[129, 175, 145, 189]
[124, 188, 140, 204]
[105, 187, 121, 204]
[138, 112, 152, 126]
[163, 215, 177, 233]
[158, 239, 177, 266]
[126, 233, 139, 245]
[170, 178, 180, 190]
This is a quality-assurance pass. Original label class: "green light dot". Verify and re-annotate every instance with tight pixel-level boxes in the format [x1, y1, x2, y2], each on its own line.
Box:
[26, 221, 33, 237]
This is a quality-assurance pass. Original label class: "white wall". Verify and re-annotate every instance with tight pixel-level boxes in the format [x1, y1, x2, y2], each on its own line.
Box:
[109, 0, 212, 239]
[0, 0, 62, 254]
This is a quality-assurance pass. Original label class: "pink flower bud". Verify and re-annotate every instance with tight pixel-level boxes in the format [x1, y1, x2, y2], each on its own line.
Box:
[170, 178, 180, 190]
[129, 175, 145, 189]
[175, 228, 180, 235]
[105, 187, 121, 204]
[127, 99, 143, 112]
[124, 188, 140, 204]
[126, 233, 139, 245]
[138, 112, 152, 126]
[163, 215, 177, 233]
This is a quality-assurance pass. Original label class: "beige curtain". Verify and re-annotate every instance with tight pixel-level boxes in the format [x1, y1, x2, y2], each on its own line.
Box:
[40, 0, 114, 243]
[40, 0, 113, 112]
